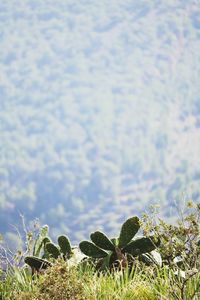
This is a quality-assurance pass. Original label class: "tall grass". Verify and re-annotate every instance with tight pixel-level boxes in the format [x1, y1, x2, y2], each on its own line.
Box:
[1, 260, 199, 300]
[1, 202, 199, 299]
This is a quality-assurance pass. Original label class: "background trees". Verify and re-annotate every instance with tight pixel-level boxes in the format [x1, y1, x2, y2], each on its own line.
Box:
[0, 0, 200, 247]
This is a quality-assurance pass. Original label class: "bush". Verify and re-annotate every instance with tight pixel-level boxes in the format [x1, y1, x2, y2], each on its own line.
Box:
[11, 259, 87, 300]
[141, 202, 200, 270]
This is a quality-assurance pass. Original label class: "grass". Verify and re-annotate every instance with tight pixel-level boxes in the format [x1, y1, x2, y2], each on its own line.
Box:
[0, 202, 200, 299]
[0, 259, 199, 300]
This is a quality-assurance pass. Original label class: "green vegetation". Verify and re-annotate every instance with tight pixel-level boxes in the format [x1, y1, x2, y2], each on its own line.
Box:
[2, 260, 199, 300]
[0, 202, 199, 299]
[1, 0, 200, 248]
[79, 216, 160, 271]
[24, 234, 73, 272]
[45, 235, 72, 260]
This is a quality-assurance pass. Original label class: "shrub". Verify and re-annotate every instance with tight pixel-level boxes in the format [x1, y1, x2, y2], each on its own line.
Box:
[12, 259, 87, 300]
[79, 216, 160, 271]
[141, 202, 200, 272]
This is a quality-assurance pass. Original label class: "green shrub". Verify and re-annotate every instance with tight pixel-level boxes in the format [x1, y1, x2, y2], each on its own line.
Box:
[12, 259, 87, 300]
[141, 202, 200, 271]
[79, 216, 160, 271]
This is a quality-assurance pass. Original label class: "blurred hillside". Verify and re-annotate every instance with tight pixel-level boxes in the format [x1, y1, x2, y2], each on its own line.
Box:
[0, 0, 200, 246]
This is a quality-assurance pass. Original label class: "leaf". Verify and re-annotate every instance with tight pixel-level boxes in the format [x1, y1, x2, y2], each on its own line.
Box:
[140, 250, 162, 266]
[58, 235, 71, 256]
[123, 237, 156, 256]
[90, 231, 115, 251]
[118, 216, 140, 248]
[45, 242, 60, 259]
[79, 241, 108, 258]
[24, 256, 51, 270]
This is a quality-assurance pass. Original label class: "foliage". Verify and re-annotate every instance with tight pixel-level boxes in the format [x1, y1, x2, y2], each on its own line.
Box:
[32, 225, 49, 258]
[0, 266, 35, 300]
[4, 259, 87, 300]
[0, 206, 200, 299]
[141, 202, 200, 274]
[45, 235, 72, 260]
[24, 257, 52, 274]
[1, 260, 199, 300]
[79, 216, 160, 271]
[24, 234, 73, 272]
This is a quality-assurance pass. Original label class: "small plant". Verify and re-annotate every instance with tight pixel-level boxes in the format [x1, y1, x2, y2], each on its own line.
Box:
[24, 234, 73, 274]
[24, 256, 52, 273]
[45, 235, 72, 260]
[141, 202, 200, 271]
[11, 259, 88, 300]
[2, 205, 200, 300]
[23, 224, 52, 273]
[79, 216, 160, 271]
[32, 225, 49, 257]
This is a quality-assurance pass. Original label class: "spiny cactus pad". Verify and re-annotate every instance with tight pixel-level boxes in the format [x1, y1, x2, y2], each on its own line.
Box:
[41, 237, 51, 259]
[45, 242, 60, 259]
[123, 237, 156, 256]
[118, 216, 140, 248]
[58, 235, 71, 256]
[42, 237, 51, 246]
[90, 231, 115, 251]
[25, 256, 52, 271]
[79, 241, 108, 258]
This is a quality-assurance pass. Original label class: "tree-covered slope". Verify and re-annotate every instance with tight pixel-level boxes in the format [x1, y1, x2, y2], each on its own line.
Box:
[0, 0, 200, 245]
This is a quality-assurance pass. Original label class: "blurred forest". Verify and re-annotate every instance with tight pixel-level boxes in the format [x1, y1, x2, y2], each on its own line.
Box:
[0, 0, 200, 247]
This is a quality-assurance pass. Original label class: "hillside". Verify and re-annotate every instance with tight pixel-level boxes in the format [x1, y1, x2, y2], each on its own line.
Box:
[0, 0, 200, 246]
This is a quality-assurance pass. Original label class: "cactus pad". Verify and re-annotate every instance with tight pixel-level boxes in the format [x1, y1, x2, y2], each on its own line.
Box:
[90, 231, 115, 251]
[25, 256, 51, 271]
[58, 235, 71, 256]
[45, 242, 60, 259]
[79, 241, 108, 258]
[123, 237, 156, 256]
[118, 216, 140, 248]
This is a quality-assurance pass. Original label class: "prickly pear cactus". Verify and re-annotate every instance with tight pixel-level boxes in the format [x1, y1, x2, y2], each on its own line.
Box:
[90, 231, 115, 251]
[118, 216, 140, 248]
[41, 237, 51, 259]
[44, 235, 73, 261]
[45, 242, 60, 259]
[123, 236, 157, 256]
[58, 235, 72, 258]
[24, 256, 52, 273]
[79, 216, 160, 271]
[79, 241, 108, 258]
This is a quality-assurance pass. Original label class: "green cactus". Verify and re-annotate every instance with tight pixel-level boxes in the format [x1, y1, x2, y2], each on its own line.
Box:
[45, 242, 60, 259]
[45, 235, 72, 260]
[90, 231, 115, 251]
[79, 216, 160, 271]
[41, 237, 51, 259]
[123, 237, 157, 256]
[33, 225, 49, 257]
[79, 241, 108, 258]
[118, 216, 140, 248]
[58, 235, 72, 258]
[24, 256, 52, 273]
